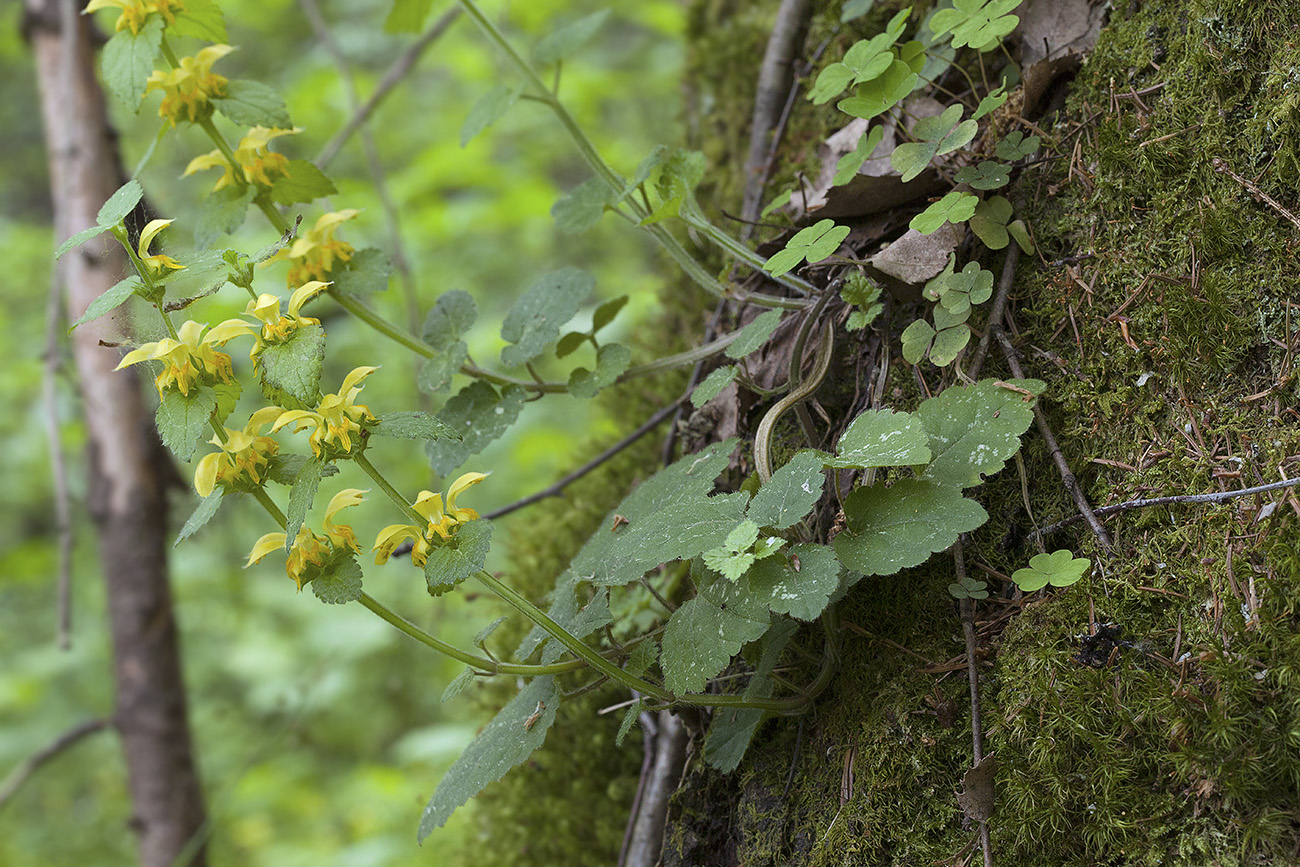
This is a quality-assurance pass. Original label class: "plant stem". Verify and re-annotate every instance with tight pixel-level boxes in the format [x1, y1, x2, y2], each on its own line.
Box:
[352, 451, 423, 524]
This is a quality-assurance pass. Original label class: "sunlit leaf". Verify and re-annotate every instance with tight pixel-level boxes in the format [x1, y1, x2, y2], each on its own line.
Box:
[1012, 550, 1091, 592]
[832, 479, 987, 575]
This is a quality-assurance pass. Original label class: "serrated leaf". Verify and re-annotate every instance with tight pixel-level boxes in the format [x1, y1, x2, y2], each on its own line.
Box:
[571, 439, 747, 586]
[660, 580, 769, 694]
[266, 453, 311, 486]
[832, 479, 987, 575]
[426, 382, 525, 476]
[424, 519, 493, 596]
[969, 195, 1014, 249]
[616, 699, 645, 747]
[473, 617, 508, 647]
[98, 179, 145, 228]
[837, 60, 917, 120]
[746, 543, 841, 621]
[552, 177, 615, 234]
[748, 450, 825, 529]
[954, 161, 1011, 190]
[461, 85, 519, 146]
[1012, 550, 1091, 592]
[371, 411, 457, 440]
[418, 676, 558, 839]
[725, 309, 783, 359]
[910, 191, 979, 234]
[916, 379, 1037, 488]
[175, 491, 223, 547]
[101, 17, 162, 109]
[329, 248, 391, 297]
[703, 616, 798, 772]
[285, 456, 324, 550]
[500, 267, 592, 368]
[195, 185, 257, 249]
[212, 79, 292, 128]
[156, 386, 217, 461]
[170, 0, 227, 41]
[703, 548, 755, 581]
[268, 159, 337, 206]
[901, 318, 936, 364]
[724, 520, 760, 552]
[441, 666, 476, 704]
[541, 589, 611, 664]
[592, 295, 628, 332]
[258, 323, 324, 407]
[418, 347, 463, 396]
[828, 409, 931, 470]
[568, 342, 631, 398]
[212, 381, 241, 430]
[533, 9, 610, 64]
[312, 555, 362, 604]
[692, 365, 737, 407]
[70, 277, 141, 331]
[626, 639, 658, 679]
[55, 224, 113, 261]
[422, 290, 477, 348]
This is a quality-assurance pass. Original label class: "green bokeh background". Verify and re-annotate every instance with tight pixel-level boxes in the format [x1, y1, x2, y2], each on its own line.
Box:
[0, 1, 685, 862]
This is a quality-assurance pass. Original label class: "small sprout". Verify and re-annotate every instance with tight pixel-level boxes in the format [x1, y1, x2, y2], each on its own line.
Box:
[948, 575, 989, 600]
[996, 130, 1041, 161]
[1012, 550, 1091, 592]
[764, 219, 851, 278]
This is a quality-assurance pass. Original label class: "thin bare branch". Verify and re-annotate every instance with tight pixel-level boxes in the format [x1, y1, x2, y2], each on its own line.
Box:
[967, 244, 1019, 379]
[0, 718, 110, 812]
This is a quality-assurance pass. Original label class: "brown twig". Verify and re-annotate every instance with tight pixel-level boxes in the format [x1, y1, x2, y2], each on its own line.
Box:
[1212, 156, 1300, 232]
[954, 541, 992, 867]
[967, 244, 1020, 379]
[0, 717, 111, 811]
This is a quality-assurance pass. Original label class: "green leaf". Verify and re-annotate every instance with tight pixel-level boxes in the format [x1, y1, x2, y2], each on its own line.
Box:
[702, 547, 754, 582]
[746, 544, 841, 621]
[212, 79, 292, 128]
[969, 195, 1014, 249]
[533, 9, 610, 64]
[1012, 550, 1091, 592]
[725, 309, 784, 359]
[571, 439, 748, 586]
[1007, 219, 1034, 254]
[556, 332, 588, 358]
[833, 125, 885, 186]
[195, 185, 257, 249]
[748, 450, 825, 529]
[765, 220, 849, 278]
[827, 409, 932, 469]
[910, 191, 978, 234]
[929, 323, 971, 366]
[268, 159, 337, 206]
[70, 277, 141, 331]
[661, 576, 769, 694]
[424, 520, 493, 596]
[461, 85, 520, 146]
[972, 85, 1008, 120]
[422, 290, 477, 348]
[101, 17, 163, 109]
[426, 383, 526, 476]
[370, 411, 458, 440]
[592, 295, 629, 332]
[841, 272, 884, 331]
[156, 386, 218, 462]
[891, 105, 978, 182]
[929, 0, 1020, 51]
[568, 342, 631, 399]
[552, 177, 616, 234]
[809, 11, 907, 105]
[901, 318, 936, 364]
[616, 699, 645, 747]
[626, 639, 658, 679]
[441, 667, 476, 704]
[840, 0, 875, 22]
[175, 491, 223, 547]
[692, 365, 736, 407]
[996, 131, 1041, 161]
[265, 453, 311, 486]
[761, 189, 792, 219]
[285, 456, 324, 550]
[928, 261, 994, 316]
[916, 379, 1038, 488]
[837, 60, 918, 120]
[702, 617, 798, 772]
[170, 0, 227, 41]
[55, 224, 112, 261]
[329, 248, 391, 297]
[418, 676, 559, 839]
[832, 479, 988, 575]
[472, 617, 508, 648]
[98, 180, 145, 228]
[312, 555, 363, 604]
[948, 575, 989, 599]
[257, 323, 324, 408]
[419, 346, 464, 395]
[500, 267, 592, 368]
[385, 0, 434, 32]
[642, 149, 706, 224]
[954, 161, 1011, 190]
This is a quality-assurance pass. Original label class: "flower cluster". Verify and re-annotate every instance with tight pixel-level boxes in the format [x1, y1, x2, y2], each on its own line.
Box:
[193, 407, 282, 497]
[247, 489, 366, 590]
[84, 0, 182, 35]
[116, 318, 248, 398]
[372, 473, 487, 568]
[185, 126, 300, 191]
[271, 366, 378, 460]
[146, 44, 232, 126]
[265, 210, 359, 288]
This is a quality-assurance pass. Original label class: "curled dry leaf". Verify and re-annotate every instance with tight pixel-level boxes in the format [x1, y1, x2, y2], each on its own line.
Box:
[1019, 0, 1107, 114]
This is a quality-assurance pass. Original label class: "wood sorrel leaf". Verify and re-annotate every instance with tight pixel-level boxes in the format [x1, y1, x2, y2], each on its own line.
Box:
[1012, 550, 1091, 591]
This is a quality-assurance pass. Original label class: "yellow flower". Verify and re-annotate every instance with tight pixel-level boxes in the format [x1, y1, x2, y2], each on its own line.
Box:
[264, 210, 359, 288]
[245, 489, 365, 590]
[193, 407, 282, 497]
[146, 44, 233, 127]
[116, 318, 251, 398]
[185, 126, 300, 191]
[136, 219, 185, 277]
[372, 473, 487, 568]
[84, 0, 151, 33]
[243, 281, 329, 349]
[271, 366, 378, 459]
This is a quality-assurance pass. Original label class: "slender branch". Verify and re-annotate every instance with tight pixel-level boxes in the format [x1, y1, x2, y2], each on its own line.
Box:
[485, 398, 685, 520]
[0, 718, 111, 812]
[953, 541, 992, 866]
[315, 8, 462, 170]
[352, 451, 423, 525]
[967, 244, 1019, 379]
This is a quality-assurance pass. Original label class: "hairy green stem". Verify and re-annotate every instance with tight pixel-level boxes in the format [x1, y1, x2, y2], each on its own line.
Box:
[352, 451, 423, 525]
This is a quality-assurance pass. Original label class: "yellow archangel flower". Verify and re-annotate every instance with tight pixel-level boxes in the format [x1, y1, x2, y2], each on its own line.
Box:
[83, 0, 182, 35]
[264, 210, 359, 288]
[146, 44, 233, 127]
[245, 489, 367, 591]
[115, 318, 251, 398]
[193, 407, 283, 498]
[184, 126, 301, 191]
[243, 281, 328, 349]
[271, 366, 378, 459]
[372, 472, 488, 568]
[136, 219, 185, 277]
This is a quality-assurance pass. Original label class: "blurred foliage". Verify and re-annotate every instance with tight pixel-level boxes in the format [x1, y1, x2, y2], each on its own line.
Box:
[0, 0, 686, 862]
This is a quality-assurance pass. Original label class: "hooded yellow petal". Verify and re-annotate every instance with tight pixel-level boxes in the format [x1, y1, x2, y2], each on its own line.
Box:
[137, 219, 175, 258]
[288, 281, 329, 317]
[339, 365, 379, 395]
[115, 343, 160, 370]
[205, 318, 258, 345]
[194, 452, 223, 498]
[372, 524, 420, 565]
[325, 488, 367, 520]
[246, 406, 284, 431]
[183, 150, 226, 176]
[246, 532, 287, 567]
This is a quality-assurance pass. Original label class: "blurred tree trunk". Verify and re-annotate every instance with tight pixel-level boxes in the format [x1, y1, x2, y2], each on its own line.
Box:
[25, 2, 208, 865]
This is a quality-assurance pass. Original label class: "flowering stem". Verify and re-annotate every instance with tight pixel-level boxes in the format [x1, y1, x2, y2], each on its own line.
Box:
[352, 451, 423, 525]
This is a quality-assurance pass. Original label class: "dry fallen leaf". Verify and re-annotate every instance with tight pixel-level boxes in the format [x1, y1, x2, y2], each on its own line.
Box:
[956, 753, 998, 822]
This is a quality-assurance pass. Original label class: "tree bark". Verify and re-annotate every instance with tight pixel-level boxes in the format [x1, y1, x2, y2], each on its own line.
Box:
[25, 2, 208, 864]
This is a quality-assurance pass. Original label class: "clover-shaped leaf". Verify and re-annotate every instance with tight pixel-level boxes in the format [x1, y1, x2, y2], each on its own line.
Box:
[969, 195, 1014, 249]
[837, 60, 918, 121]
[901, 319, 936, 365]
[891, 104, 978, 182]
[809, 10, 910, 104]
[925, 261, 994, 316]
[948, 575, 989, 600]
[833, 125, 885, 186]
[910, 191, 979, 234]
[928, 0, 1020, 51]
[972, 85, 1008, 120]
[996, 131, 1041, 161]
[901, 306, 971, 367]
[954, 161, 1011, 190]
[1012, 550, 1092, 592]
[764, 219, 850, 278]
